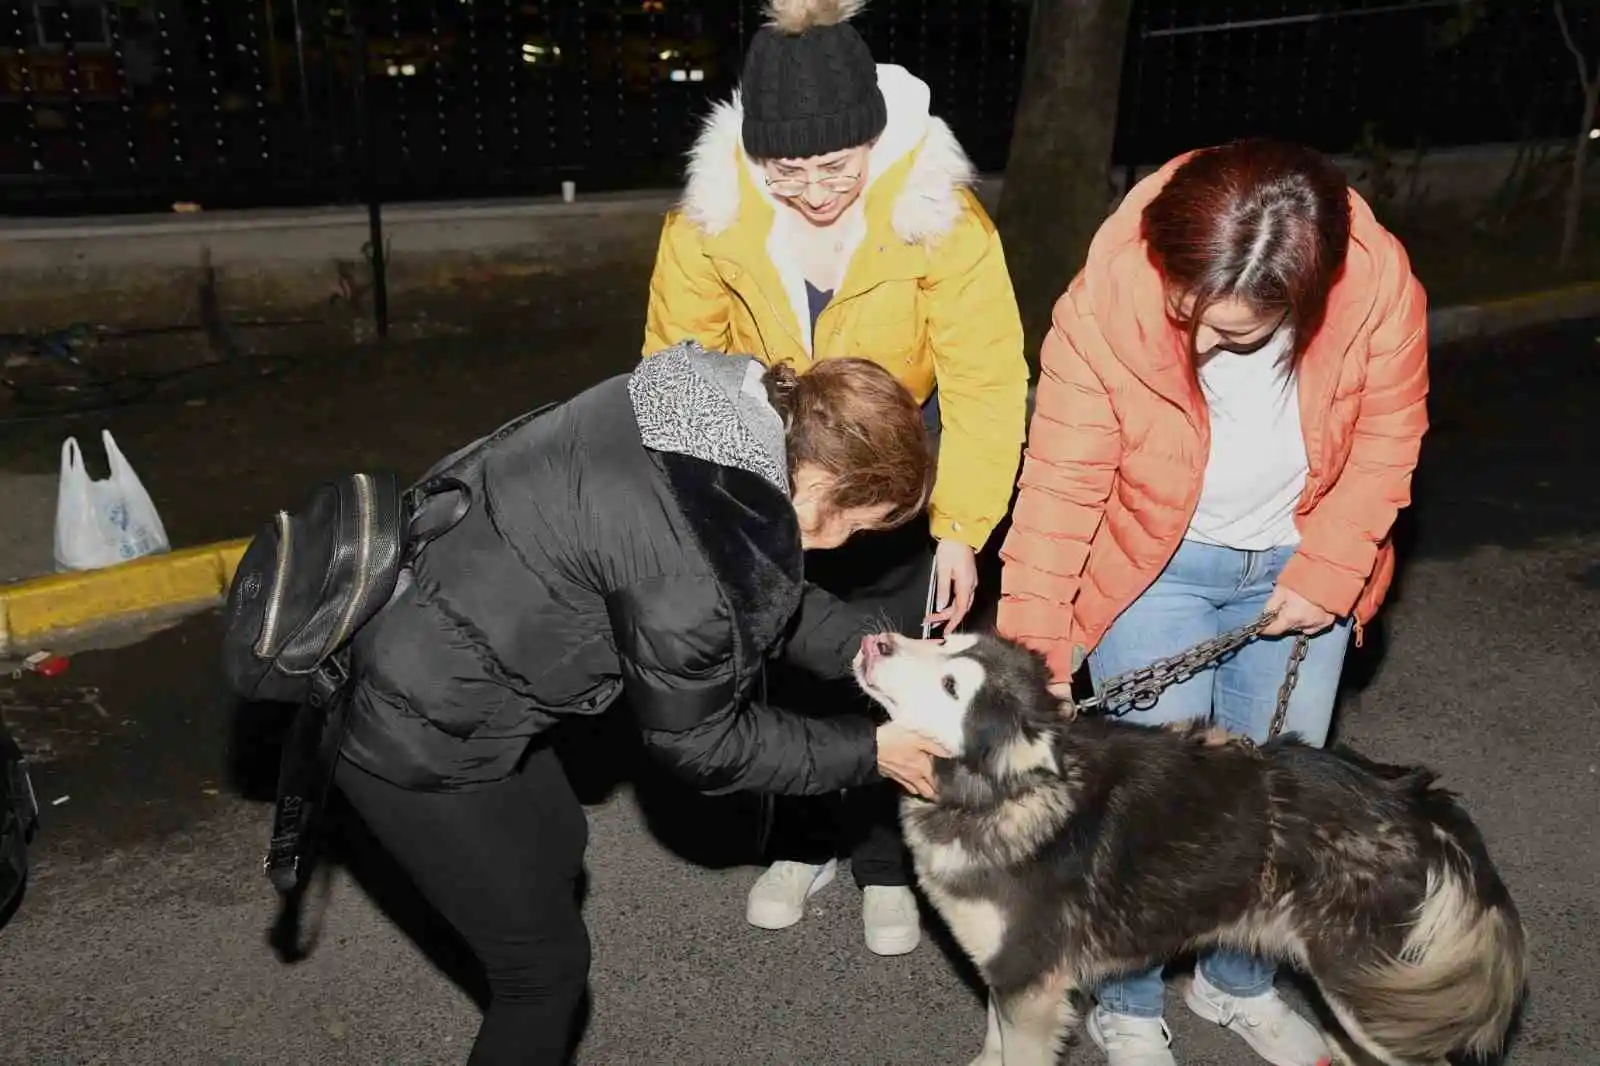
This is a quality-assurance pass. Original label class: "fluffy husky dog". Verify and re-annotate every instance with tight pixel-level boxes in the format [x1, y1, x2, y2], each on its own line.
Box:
[852, 631, 1526, 1066]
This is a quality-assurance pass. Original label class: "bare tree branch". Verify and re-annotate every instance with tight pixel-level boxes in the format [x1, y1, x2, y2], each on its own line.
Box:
[1554, 0, 1599, 269]
[1555, 0, 1590, 90]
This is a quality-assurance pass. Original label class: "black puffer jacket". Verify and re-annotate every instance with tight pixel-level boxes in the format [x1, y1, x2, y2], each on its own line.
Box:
[342, 343, 879, 794]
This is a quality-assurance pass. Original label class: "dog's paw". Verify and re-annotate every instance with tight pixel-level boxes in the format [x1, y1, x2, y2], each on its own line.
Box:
[965, 1051, 1004, 1066]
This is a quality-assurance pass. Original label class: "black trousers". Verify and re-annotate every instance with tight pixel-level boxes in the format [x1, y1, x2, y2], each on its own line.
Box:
[337, 746, 590, 1066]
[765, 517, 935, 887]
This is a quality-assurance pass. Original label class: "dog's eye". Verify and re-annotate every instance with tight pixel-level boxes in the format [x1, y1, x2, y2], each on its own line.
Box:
[942, 675, 958, 698]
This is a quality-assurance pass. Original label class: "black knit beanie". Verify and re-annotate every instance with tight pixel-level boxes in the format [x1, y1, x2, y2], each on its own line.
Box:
[740, 0, 887, 160]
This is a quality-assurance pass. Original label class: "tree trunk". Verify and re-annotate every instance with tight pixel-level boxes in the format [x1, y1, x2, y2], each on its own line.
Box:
[1560, 69, 1600, 269]
[996, 0, 1135, 360]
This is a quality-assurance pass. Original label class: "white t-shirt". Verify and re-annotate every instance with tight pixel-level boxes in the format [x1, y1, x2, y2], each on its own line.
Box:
[1185, 329, 1309, 550]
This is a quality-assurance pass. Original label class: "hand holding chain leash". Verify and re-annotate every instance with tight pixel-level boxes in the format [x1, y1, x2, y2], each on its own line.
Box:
[1079, 608, 1311, 741]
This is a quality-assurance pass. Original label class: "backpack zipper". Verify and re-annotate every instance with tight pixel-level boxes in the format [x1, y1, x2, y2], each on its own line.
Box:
[254, 510, 294, 658]
[325, 472, 377, 656]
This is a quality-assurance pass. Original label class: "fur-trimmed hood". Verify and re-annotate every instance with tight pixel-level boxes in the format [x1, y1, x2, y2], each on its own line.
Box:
[641, 63, 1026, 554]
[679, 63, 976, 247]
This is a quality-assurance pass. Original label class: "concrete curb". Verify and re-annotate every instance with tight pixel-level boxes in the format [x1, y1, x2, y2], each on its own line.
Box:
[1428, 281, 1600, 346]
[0, 539, 248, 658]
[0, 280, 1595, 656]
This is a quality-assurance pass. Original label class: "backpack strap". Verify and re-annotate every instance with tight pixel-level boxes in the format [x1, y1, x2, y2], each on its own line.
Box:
[402, 477, 473, 567]
[262, 653, 350, 894]
[399, 400, 559, 566]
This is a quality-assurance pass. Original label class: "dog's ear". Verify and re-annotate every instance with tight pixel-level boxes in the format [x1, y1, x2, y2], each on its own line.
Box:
[1020, 659, 1069, 726]
[1018, 640, 1054, 676]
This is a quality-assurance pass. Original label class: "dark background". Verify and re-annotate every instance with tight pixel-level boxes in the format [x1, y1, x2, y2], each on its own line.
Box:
[0, 0, 1587, 216]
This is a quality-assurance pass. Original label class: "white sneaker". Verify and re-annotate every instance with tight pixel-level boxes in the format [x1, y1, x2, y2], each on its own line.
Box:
[861, 885, 921, 956]
[745, 859, 837, 930]
[1183, 969, 1334, 1066]
[1086, 1007, 1176, 1066]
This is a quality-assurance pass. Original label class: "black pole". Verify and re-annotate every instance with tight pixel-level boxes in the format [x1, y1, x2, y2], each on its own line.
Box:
[352, 7, 389, 340]
[367, 183, 390, 341]
[289, 0, 314, 137]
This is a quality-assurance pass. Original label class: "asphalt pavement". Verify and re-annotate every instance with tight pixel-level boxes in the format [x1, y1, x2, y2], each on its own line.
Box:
[1, 318, 1597, 1066]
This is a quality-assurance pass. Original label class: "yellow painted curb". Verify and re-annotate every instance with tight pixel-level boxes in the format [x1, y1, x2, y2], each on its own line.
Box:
[1474, 281, 1600, 326]
[0, 538, 250, 655]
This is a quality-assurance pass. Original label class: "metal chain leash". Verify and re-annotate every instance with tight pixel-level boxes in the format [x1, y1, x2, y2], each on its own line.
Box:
[1078, 609, 1310, 741]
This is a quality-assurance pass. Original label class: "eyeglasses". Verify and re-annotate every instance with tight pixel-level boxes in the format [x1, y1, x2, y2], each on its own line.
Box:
[765, 173, 862, 198]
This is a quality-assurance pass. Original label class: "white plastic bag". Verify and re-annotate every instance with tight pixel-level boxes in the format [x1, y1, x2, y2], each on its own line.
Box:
[53, 429, 171, 572]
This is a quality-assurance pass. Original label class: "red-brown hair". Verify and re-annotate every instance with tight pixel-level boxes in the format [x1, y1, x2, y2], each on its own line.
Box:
[1141, 139, 1352, 366]
[763, 358, 933, 530]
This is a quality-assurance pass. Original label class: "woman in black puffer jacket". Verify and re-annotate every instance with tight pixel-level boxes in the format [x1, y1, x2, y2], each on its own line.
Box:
[337, 341, 945, 1065]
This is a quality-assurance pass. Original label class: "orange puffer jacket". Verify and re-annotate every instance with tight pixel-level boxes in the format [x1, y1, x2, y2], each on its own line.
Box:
[997, 154, 1430, 683]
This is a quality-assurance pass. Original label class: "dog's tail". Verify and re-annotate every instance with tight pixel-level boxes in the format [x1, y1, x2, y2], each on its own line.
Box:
[1340, 838, 1527, 1061]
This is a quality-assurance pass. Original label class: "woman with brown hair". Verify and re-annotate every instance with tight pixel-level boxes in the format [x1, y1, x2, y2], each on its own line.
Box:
[335, 343, 948, 1065]
[998, 140, 1430, 1066]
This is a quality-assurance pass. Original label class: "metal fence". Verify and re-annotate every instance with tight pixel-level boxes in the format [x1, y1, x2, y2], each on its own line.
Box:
[0, 1, 1587, 218]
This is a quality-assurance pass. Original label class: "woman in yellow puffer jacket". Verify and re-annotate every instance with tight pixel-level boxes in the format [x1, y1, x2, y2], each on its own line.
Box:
[642, 0, 1027, 961]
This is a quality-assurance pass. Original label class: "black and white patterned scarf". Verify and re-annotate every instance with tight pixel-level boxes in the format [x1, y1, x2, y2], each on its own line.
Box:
[629, 341, 790, 494]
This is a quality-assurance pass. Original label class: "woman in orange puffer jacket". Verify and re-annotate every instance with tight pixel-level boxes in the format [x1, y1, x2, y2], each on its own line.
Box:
[997, 139, 1429, 1066]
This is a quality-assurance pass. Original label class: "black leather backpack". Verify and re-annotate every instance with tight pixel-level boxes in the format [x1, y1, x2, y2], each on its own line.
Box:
[220, 403, 554, 893]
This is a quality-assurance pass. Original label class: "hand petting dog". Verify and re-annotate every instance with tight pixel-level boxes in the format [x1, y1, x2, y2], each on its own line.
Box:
[875, 722, 948, 800]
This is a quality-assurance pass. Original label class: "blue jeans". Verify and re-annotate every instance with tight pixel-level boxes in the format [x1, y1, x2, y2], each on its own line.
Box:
[1088, 539, 1352, 1017]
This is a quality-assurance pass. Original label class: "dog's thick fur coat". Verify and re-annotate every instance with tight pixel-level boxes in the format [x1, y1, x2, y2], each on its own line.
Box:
[854, 632, 1527, 1066]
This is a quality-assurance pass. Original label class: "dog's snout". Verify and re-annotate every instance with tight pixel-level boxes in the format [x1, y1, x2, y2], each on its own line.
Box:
[859, 633, 896, 664]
